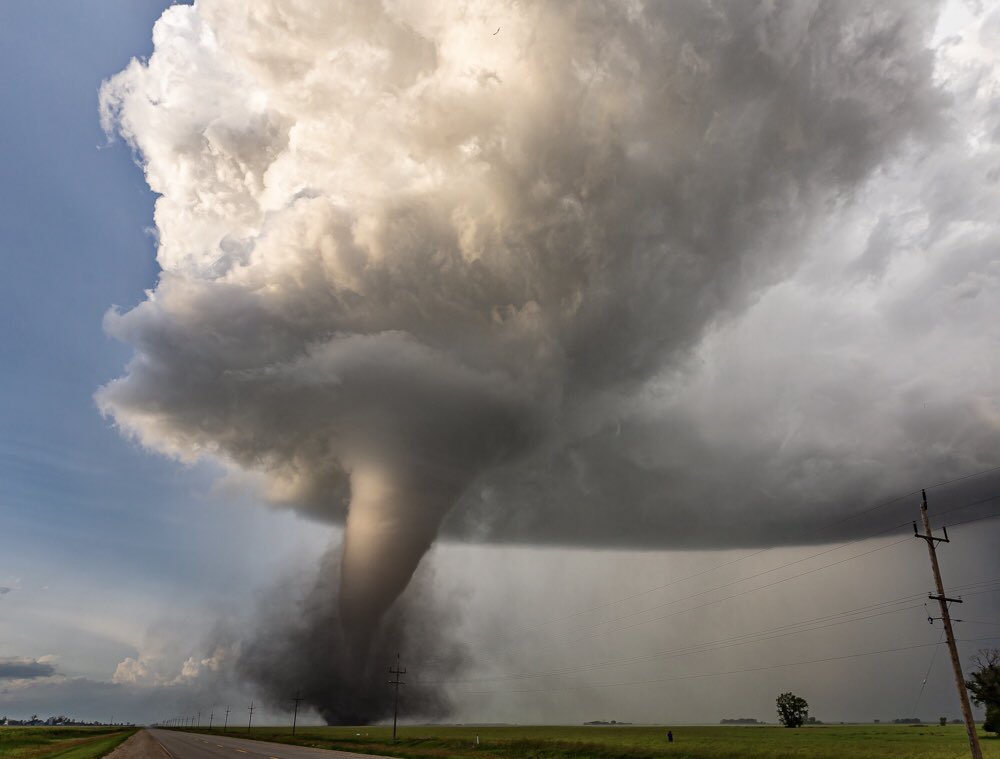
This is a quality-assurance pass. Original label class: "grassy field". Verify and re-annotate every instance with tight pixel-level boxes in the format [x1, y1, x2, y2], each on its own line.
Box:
[179, 723, 1000, 759]
[0, 727, 135, 759]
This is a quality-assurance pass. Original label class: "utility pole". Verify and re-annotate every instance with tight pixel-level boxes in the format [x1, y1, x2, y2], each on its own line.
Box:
[209, 710, 214, 730]
[223, 707, 230, 733]
[291, 693, 303, 736]
[388, 653, 406, 742]
[197, 710, 201, 728]
[247, 701, 255, 734]
[914, 489, 983, 759]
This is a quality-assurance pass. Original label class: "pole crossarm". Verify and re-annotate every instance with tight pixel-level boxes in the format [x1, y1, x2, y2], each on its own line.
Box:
[928, 594, 964, 604]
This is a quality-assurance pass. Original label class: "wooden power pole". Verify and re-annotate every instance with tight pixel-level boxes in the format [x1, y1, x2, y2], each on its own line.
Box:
[291, 693, 303, 736]
[914, 489, 983, 759]
[388, 654, 406, 742]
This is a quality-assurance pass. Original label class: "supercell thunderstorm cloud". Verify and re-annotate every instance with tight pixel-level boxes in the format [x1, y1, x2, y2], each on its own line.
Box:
[97, 0, 1000, 721]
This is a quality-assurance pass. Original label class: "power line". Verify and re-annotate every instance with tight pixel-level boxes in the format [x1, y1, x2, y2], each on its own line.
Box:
[531, 472, 1000, 636]
[421, 511, 1000, 679]
[452, 636, 1000, 696]
[467, 491, 1000, 659]
[830, 464, 1000, 529]
[952, 579, 1000, 594]
[420, 582, 1000, 686]
[419, 598, 927, 686]
[531, 534, 914, 653]
[414, 488, 1000, 712]
[506, 546, 773, 635]
[939, 509, 1000, 531]
[424, 512, 1000, 684]
[425, 494, 1000, 670]
[911, 625, 947, 716]
[423, 531, 905, 672]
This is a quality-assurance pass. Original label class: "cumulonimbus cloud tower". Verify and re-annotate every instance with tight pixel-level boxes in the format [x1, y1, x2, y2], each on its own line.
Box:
[98, 0, 1000, 643]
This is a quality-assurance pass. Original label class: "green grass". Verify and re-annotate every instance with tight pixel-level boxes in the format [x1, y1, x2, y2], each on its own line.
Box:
[0, 727, 135, 759]
[178, 723, 1000, 759]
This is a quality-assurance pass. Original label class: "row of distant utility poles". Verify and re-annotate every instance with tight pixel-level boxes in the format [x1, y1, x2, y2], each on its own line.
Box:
[159, 691, 307, 736]
[159, 653, 407, 741]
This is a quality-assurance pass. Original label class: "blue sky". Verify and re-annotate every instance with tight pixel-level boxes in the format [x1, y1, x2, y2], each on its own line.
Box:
[2, 0, 184, 567]
[1, 0, 998, 729]
[0, 0, 324, 704]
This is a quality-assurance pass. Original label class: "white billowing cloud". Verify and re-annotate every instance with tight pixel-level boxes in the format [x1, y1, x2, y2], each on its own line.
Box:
[97, 0, 1000, 632]
[111, 657, 151, 686]
[112, 646, 229, 688]
[172, 647, 226, 685]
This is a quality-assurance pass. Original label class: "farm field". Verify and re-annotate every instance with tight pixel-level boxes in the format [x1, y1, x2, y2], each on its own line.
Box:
[0, 727, 135, 759]
[179, 723, 1000, 759]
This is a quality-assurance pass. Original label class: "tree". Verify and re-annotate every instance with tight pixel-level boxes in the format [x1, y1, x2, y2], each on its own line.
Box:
[776, 692, 809, 728]
[966, 649, 1000, 735]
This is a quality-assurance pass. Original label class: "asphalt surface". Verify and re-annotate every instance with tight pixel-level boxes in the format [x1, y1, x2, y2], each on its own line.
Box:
[148, 729, 392, 759]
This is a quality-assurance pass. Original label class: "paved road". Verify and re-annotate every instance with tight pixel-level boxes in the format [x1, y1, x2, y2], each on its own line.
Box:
[148, 729, 392, 759]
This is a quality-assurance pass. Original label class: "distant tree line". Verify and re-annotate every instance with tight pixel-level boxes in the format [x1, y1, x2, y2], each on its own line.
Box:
[1, 716, 130, 727]
[582, 720, 632, 725]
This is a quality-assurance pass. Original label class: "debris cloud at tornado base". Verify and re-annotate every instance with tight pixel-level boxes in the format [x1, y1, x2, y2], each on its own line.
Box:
[233, 544, 467, 725]
[97, 0, 1000, 721]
